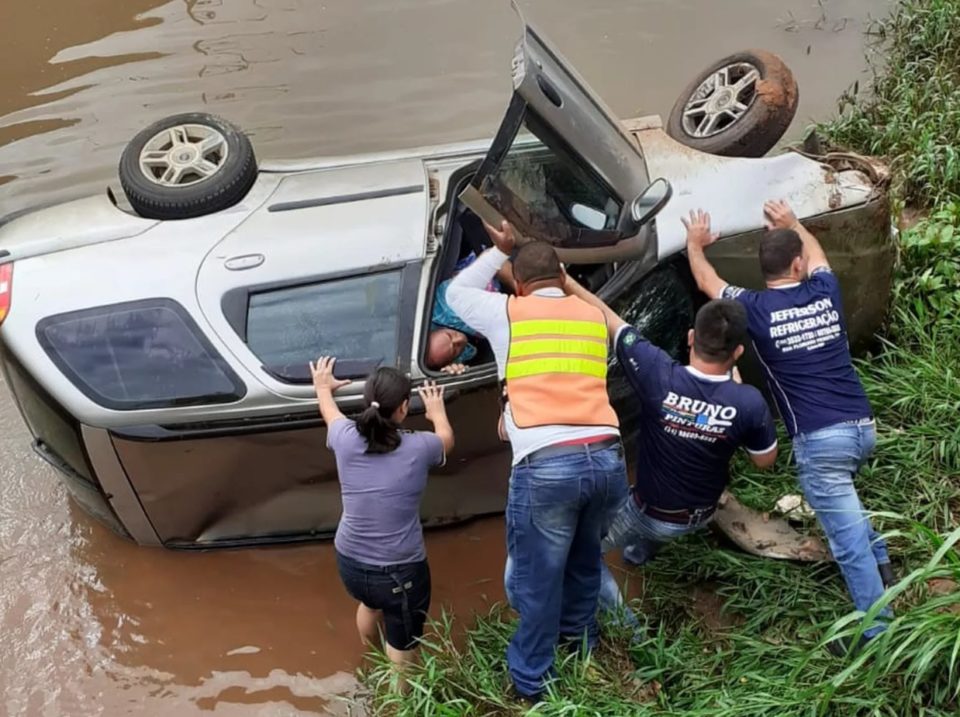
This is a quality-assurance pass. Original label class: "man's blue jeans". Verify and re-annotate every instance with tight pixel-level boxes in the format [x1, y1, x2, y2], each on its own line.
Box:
[794, 419, 891, 637]
[504, 442, 628, 697]
[599, 495, 711, 617]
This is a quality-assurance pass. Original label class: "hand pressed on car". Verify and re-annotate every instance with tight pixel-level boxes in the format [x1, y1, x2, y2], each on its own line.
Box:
[762, 198, 830, 273]
[310, 356, 351, 394]
[417, 380, 446, 422]
[310, 355, 351, 425]
[682, 209, 720, 250]
[763, 199, 800, 231]
[682, 209, 726, 300]
[417, 380, 455, 454]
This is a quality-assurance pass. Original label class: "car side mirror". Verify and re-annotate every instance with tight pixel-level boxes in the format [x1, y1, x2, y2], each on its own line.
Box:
[630, 178, 673, 226]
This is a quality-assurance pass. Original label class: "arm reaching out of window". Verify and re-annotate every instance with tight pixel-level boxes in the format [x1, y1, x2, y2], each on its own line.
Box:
[683, 209, 728, 300]
[763, 199, 830, 272]
[310, 356, 350, 425]
[445, 223, 513, 340]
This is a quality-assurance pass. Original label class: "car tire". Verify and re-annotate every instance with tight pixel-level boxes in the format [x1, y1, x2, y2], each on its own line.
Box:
[666, 50, 798, 158]
[119, 113, 257, 219]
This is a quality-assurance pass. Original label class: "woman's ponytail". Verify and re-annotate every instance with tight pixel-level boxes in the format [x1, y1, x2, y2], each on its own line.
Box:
[355, 367, 411, 454]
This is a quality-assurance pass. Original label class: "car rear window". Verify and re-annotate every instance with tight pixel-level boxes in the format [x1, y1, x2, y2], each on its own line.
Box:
[37, 299, 245, 410]
[246, 270, 402, 373]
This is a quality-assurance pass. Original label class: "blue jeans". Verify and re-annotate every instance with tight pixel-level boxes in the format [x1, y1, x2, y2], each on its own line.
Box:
[794, 420, 891, 637]
[599, 495, 711, 618]
[504, 443, 628, 697]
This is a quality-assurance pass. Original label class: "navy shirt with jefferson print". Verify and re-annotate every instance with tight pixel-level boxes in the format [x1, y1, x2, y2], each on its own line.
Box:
[615, 326, 776, 512]
[722, 268, 872, 437]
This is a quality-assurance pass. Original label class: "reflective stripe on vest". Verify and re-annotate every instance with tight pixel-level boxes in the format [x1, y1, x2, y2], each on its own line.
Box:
[505, 294, 620, 429]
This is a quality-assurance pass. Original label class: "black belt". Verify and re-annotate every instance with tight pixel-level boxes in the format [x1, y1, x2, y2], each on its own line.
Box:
[521, 436, 620, 465]
[634, 496, 716, 525]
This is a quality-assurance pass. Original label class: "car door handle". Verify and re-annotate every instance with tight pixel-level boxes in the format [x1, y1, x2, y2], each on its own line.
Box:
[536, 74, 563, 108]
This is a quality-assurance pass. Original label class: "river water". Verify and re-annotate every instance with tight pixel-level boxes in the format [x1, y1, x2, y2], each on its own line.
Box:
[0, 1, 889, 714]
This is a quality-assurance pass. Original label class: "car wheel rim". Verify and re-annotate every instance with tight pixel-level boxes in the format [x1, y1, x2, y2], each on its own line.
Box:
[681, 62, 760, 138]
[138, 124, 230, 187]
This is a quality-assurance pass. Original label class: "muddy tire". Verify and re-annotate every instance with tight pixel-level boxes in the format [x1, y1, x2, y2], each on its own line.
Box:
[666, 50, 798, 158]
[119, 113, 257, 220]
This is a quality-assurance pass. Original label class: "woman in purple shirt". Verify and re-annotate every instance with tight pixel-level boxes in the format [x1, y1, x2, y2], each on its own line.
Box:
[310, 357, 454, 674]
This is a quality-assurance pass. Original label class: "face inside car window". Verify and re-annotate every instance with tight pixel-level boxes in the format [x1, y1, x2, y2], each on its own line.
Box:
[477, 112, 625, 248]
[246, 270, 402, 370]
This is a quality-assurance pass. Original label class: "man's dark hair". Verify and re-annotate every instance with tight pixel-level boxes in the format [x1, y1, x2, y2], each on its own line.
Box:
[758, 228, 804, 279]
[693, 299, 748, 364]
[512, 242, 562, 285]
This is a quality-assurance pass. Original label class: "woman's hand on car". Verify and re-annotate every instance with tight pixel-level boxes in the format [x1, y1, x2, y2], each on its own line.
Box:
[763, 199, 800, 231]
[440, 363, 467, 376]
[310, 356, 351, 394]
[417, 380, 447, 422]
[483, 219, 517, 255]
[419, 380, 454, 454]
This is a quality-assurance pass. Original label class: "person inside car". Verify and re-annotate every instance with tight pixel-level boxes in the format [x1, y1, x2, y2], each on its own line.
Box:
[310, 357, 454, 678]
[425, 252, 514, 373]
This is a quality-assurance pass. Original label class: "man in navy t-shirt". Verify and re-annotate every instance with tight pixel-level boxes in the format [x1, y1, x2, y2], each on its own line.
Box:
[565, 276, 778, 616]
[685, 203, 894, 654]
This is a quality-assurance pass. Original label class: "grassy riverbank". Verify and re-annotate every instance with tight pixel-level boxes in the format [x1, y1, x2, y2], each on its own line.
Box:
[359, 1, 960, 714]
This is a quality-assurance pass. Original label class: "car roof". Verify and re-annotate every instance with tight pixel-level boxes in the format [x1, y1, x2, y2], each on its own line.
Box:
[0, 195, 158, 265]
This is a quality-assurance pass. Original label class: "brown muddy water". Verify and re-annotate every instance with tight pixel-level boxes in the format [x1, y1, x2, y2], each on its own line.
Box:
[1, 0, 889, 714]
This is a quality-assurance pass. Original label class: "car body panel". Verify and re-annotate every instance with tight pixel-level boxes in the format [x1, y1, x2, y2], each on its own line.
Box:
[81, 425, 162, 545]
[630, 120, 881, 260]
[107, 384, 508, 546]
[0, 194, 158, 265]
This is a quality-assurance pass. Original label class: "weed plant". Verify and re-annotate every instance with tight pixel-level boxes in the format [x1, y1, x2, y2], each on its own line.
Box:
[822, 0, 960, 207]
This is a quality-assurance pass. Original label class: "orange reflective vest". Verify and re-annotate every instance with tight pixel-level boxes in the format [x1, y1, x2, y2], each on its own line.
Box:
[505, 294, 619, 429]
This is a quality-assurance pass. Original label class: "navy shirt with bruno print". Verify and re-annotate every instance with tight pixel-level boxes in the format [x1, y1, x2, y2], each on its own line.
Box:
[722, 268, 872, 438]
[615, 326, 777, 512]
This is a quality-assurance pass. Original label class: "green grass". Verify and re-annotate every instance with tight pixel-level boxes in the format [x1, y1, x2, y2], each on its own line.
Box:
[820, 0, 960, 207]
[360, 522, 960, 716]
[357, 1, 960, 713]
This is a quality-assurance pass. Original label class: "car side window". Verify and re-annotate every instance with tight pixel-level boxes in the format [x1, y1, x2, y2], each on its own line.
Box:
[476, 111, 625, 247]
[245, 270, 403, 375]
[37, 299, 245, 410]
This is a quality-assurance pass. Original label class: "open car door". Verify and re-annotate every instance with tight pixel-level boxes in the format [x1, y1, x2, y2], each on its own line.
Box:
[462, 7, 661, 264]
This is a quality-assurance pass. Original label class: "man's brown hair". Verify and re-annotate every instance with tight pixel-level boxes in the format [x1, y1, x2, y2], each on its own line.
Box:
[512, 242, 562, 285]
